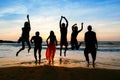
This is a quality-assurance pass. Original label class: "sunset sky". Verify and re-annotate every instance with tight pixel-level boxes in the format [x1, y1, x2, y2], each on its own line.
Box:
[0, 0, 120, 41]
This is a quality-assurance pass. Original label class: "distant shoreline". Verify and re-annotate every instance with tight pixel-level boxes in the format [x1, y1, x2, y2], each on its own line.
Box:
[0, 40, 120, 43]
[0, 40, 17, 43]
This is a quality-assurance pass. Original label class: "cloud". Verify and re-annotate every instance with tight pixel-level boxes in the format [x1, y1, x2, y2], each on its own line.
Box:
[0, 5, 27, 17]
[0, 0, 120, 41]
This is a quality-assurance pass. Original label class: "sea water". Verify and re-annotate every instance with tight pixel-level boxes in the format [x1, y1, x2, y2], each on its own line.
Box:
[0, 41, 120, 69]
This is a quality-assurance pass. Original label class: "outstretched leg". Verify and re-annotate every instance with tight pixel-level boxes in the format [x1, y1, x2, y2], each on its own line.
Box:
[60, 44, 63, 64]
[84, 49, 89, 66]
[34, 48, 37, 64]
[60, 45, 63, 56]
[76, 42, 82, 50]
[16, 41, 25, 56]
[91, 49, 97, 68]
[38, 48, 41, 64]
[26, 40, 31, 53]
[64, 44, 68, 57]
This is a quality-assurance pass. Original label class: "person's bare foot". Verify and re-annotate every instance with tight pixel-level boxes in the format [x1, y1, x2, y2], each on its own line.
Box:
[28, 48, 31, 53]
[16, 52, 19, 56]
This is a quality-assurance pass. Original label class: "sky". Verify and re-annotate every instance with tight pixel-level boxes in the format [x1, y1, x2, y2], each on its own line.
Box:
[0, 0, 120, 41]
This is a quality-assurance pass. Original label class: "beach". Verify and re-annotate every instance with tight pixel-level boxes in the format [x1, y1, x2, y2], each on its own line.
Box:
[0, 42, 120, 80]
[0, 66, 120, 80]
[0, 0, 120, 79]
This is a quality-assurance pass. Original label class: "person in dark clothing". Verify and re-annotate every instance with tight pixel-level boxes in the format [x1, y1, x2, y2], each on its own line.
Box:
[16, 14, 31, 56]
[84, 25, 98, 68]
[71, 23, 83, 50]
[31, 31, 42, 64]
[59, 16, 68, 57]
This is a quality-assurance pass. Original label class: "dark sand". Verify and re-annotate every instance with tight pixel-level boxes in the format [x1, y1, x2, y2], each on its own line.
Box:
[0, 65, 120, 80]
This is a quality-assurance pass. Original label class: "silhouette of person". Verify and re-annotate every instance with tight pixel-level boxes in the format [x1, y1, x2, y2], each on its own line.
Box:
[84, 25, 98, 68]
[59, 16, 68, 57]
[46, 31, 57, 64]
[16, 14, 31, 56]
[71, 23, 83, 50]
[31, 31, 42, 64]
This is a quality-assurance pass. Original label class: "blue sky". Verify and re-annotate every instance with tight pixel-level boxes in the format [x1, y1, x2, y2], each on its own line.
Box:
[0, 0, 120, 41]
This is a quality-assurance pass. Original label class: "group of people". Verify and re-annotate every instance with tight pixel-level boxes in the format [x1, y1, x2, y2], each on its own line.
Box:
[16, 15, 98, 67]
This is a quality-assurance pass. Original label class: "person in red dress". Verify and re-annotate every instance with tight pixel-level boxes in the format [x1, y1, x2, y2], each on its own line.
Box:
[46, 31, 57, 64]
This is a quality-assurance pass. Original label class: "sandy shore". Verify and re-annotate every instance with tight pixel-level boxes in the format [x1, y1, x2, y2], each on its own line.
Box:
[0, 65, 120, 80]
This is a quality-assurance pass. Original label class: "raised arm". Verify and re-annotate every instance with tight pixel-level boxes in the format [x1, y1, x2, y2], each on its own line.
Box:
[27, 14, 31, 30]
[59, 16, 62, 29]
[63, 16, 68, 28]
[78, 22, 83, 33]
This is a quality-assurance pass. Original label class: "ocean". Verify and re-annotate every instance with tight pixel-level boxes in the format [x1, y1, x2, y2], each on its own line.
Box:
[0, 41, 120, 69]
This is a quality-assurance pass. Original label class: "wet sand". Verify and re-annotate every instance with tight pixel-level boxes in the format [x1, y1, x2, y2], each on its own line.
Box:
[0, 65, 120, 80]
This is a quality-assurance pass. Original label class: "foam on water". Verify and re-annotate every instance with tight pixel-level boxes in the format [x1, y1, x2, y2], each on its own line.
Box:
[0, 41, 120, 69]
